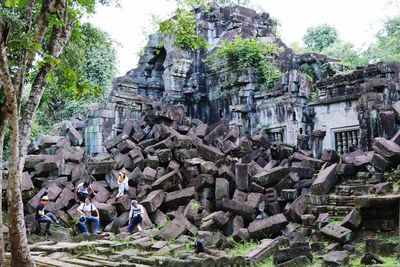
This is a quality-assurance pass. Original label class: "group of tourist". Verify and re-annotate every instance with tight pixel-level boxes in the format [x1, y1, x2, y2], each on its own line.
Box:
[35, 171, 143, 236]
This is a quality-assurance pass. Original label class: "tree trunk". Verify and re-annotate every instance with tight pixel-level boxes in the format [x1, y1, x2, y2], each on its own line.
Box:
[0, 123, 5, 267]
[6, 106, 34, 267]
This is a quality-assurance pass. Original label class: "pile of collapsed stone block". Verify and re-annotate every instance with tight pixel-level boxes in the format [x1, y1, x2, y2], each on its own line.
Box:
[4, 105, 399, 266]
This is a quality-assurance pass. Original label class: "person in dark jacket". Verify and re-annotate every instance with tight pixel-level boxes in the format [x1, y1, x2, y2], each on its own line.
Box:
[36, 195, 60, 235]
[127, 200, 143, 233]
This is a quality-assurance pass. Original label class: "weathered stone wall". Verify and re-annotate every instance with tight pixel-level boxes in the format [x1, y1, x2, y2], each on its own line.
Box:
[84, 4, 400, 155]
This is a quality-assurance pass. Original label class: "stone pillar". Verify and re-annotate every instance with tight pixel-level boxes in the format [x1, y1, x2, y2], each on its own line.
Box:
[312, 130, 326, 159]
[297, 134, 309, 150]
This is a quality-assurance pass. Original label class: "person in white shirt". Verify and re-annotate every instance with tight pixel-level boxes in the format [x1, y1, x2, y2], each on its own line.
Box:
[77, 197, 100, 236]
[76, 181, 96, 202]
[116, 172, 129, 198]
[127, 200, 143, 233]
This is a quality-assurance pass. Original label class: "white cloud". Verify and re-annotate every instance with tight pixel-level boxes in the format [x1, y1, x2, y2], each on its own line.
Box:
[89, 0, 395, 75]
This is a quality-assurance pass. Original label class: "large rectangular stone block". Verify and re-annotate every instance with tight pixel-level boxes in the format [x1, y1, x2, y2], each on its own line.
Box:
[310, 164, 338, 195]
[253, 166, 290, 186]
[248, 213, 288, 239]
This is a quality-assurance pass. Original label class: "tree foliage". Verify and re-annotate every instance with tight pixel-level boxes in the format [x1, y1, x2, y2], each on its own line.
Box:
[303, 24, 338, 52]
[38, 22, 117, 132]
[157, 0, 208, 50]
[206, 36, 283, 88]
[0, 1, 116, 266]
[364, 16, 400, 62]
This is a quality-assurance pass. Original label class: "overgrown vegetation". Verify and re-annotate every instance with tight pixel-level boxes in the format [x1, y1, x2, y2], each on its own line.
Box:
[156, 0, 208, 50]
[206, 36, 283, 89]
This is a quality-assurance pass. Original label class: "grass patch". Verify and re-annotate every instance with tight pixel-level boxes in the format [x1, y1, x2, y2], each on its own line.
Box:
[228, 240, 260, 257]
[252, 257, 274, 266]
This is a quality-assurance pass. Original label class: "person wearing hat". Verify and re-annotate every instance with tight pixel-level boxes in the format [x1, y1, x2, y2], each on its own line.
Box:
[36, 195, 60, 236]
[77, 196, 101, 236]
[116, 171, 129, 198]
[127, 200, 143, 233]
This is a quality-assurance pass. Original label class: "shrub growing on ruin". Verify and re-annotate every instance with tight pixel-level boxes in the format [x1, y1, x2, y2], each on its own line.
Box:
[157, 0, 208, 50]
[206, 36, 283, 88]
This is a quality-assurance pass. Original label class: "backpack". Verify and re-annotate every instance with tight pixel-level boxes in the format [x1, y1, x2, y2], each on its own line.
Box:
[195, 239, 205, 253]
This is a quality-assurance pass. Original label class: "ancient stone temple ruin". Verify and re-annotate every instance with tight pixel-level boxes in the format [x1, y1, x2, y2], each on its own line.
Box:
[85, 4, 400, 157]
[6, 3, 400, 267]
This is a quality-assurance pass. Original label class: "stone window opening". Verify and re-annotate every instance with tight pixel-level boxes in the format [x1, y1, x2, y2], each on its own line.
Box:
[333, 127, 360, 154]
[292, 112, 296, 121]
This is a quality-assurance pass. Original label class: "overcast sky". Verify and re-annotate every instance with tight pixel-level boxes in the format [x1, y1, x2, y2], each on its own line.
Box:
[88, 0, 398, 76]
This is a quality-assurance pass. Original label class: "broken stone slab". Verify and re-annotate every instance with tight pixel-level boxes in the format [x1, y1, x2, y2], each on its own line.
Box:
[197, 230, 230, 249]
[165, 187, 196, 207]
[34, 155, 64, 176]
[370, 182, 392, 194]
[361, 252, 384, 265]
[276, 255, 311, 267]
[94, 202, 117, 225]
[323, 250, 349, 266]
[372, 137, 400, 162]
[245, 238, 278, 264]
[151, 169, 182, 191]
[370, 152, 392, 172]
[201, 211, 230, 228]
[310, 163, 338, 195]
[215, 178, 230, 200]
[315, 213, 330, 230]
[104, 133, 129, 151]
[186, 174, 214, 190]
[150, 209, 167, 226]
[320, 223, 352, 243]
[156, 218, 187, 241]
[64, 147, 85, 164]
[47, 183, 63, 201]
[235, 163, 249, 192]
[233, 189, 247, 202]
[155, 149, 172, 165]
[67, 127, 83, 147]
[280, 189, 298, 201]
[197, 143, 225, 163]
[220, 198, 255, 221]
[273, 246, 312, 264]
[283, 195, 307, 223]
[248, 214, 289, 239]
[87, 159, 115, 175]
[21, 171, 34, 192]
[141, 190, 165, 213]
[55, 188, 77, 208]
[340, 209, 361, 230]
[274, 172, 299, 195]
[253, 166, 290, 186]
[71, 163, 88, 181]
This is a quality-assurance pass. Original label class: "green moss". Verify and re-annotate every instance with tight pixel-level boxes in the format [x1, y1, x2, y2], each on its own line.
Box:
[228, 240, 260, 257]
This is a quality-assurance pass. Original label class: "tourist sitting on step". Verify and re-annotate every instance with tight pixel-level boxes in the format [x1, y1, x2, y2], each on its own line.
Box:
[76, 180, 96, 202]
[127, 200, 143, 233]
[116, 171, 129, 198]
[36, 195, 60, 236]
[77, 196, 101, 236]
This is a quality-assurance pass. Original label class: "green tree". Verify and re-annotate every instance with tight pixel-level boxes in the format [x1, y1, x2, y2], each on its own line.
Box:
[0, 1, 114, 266]
[38, 22, 117, 134]
[321, 41, 365, 68]
[363, 16, 400, 62]
[303, 23, 338, 52]
[157, 0, 208, 50]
